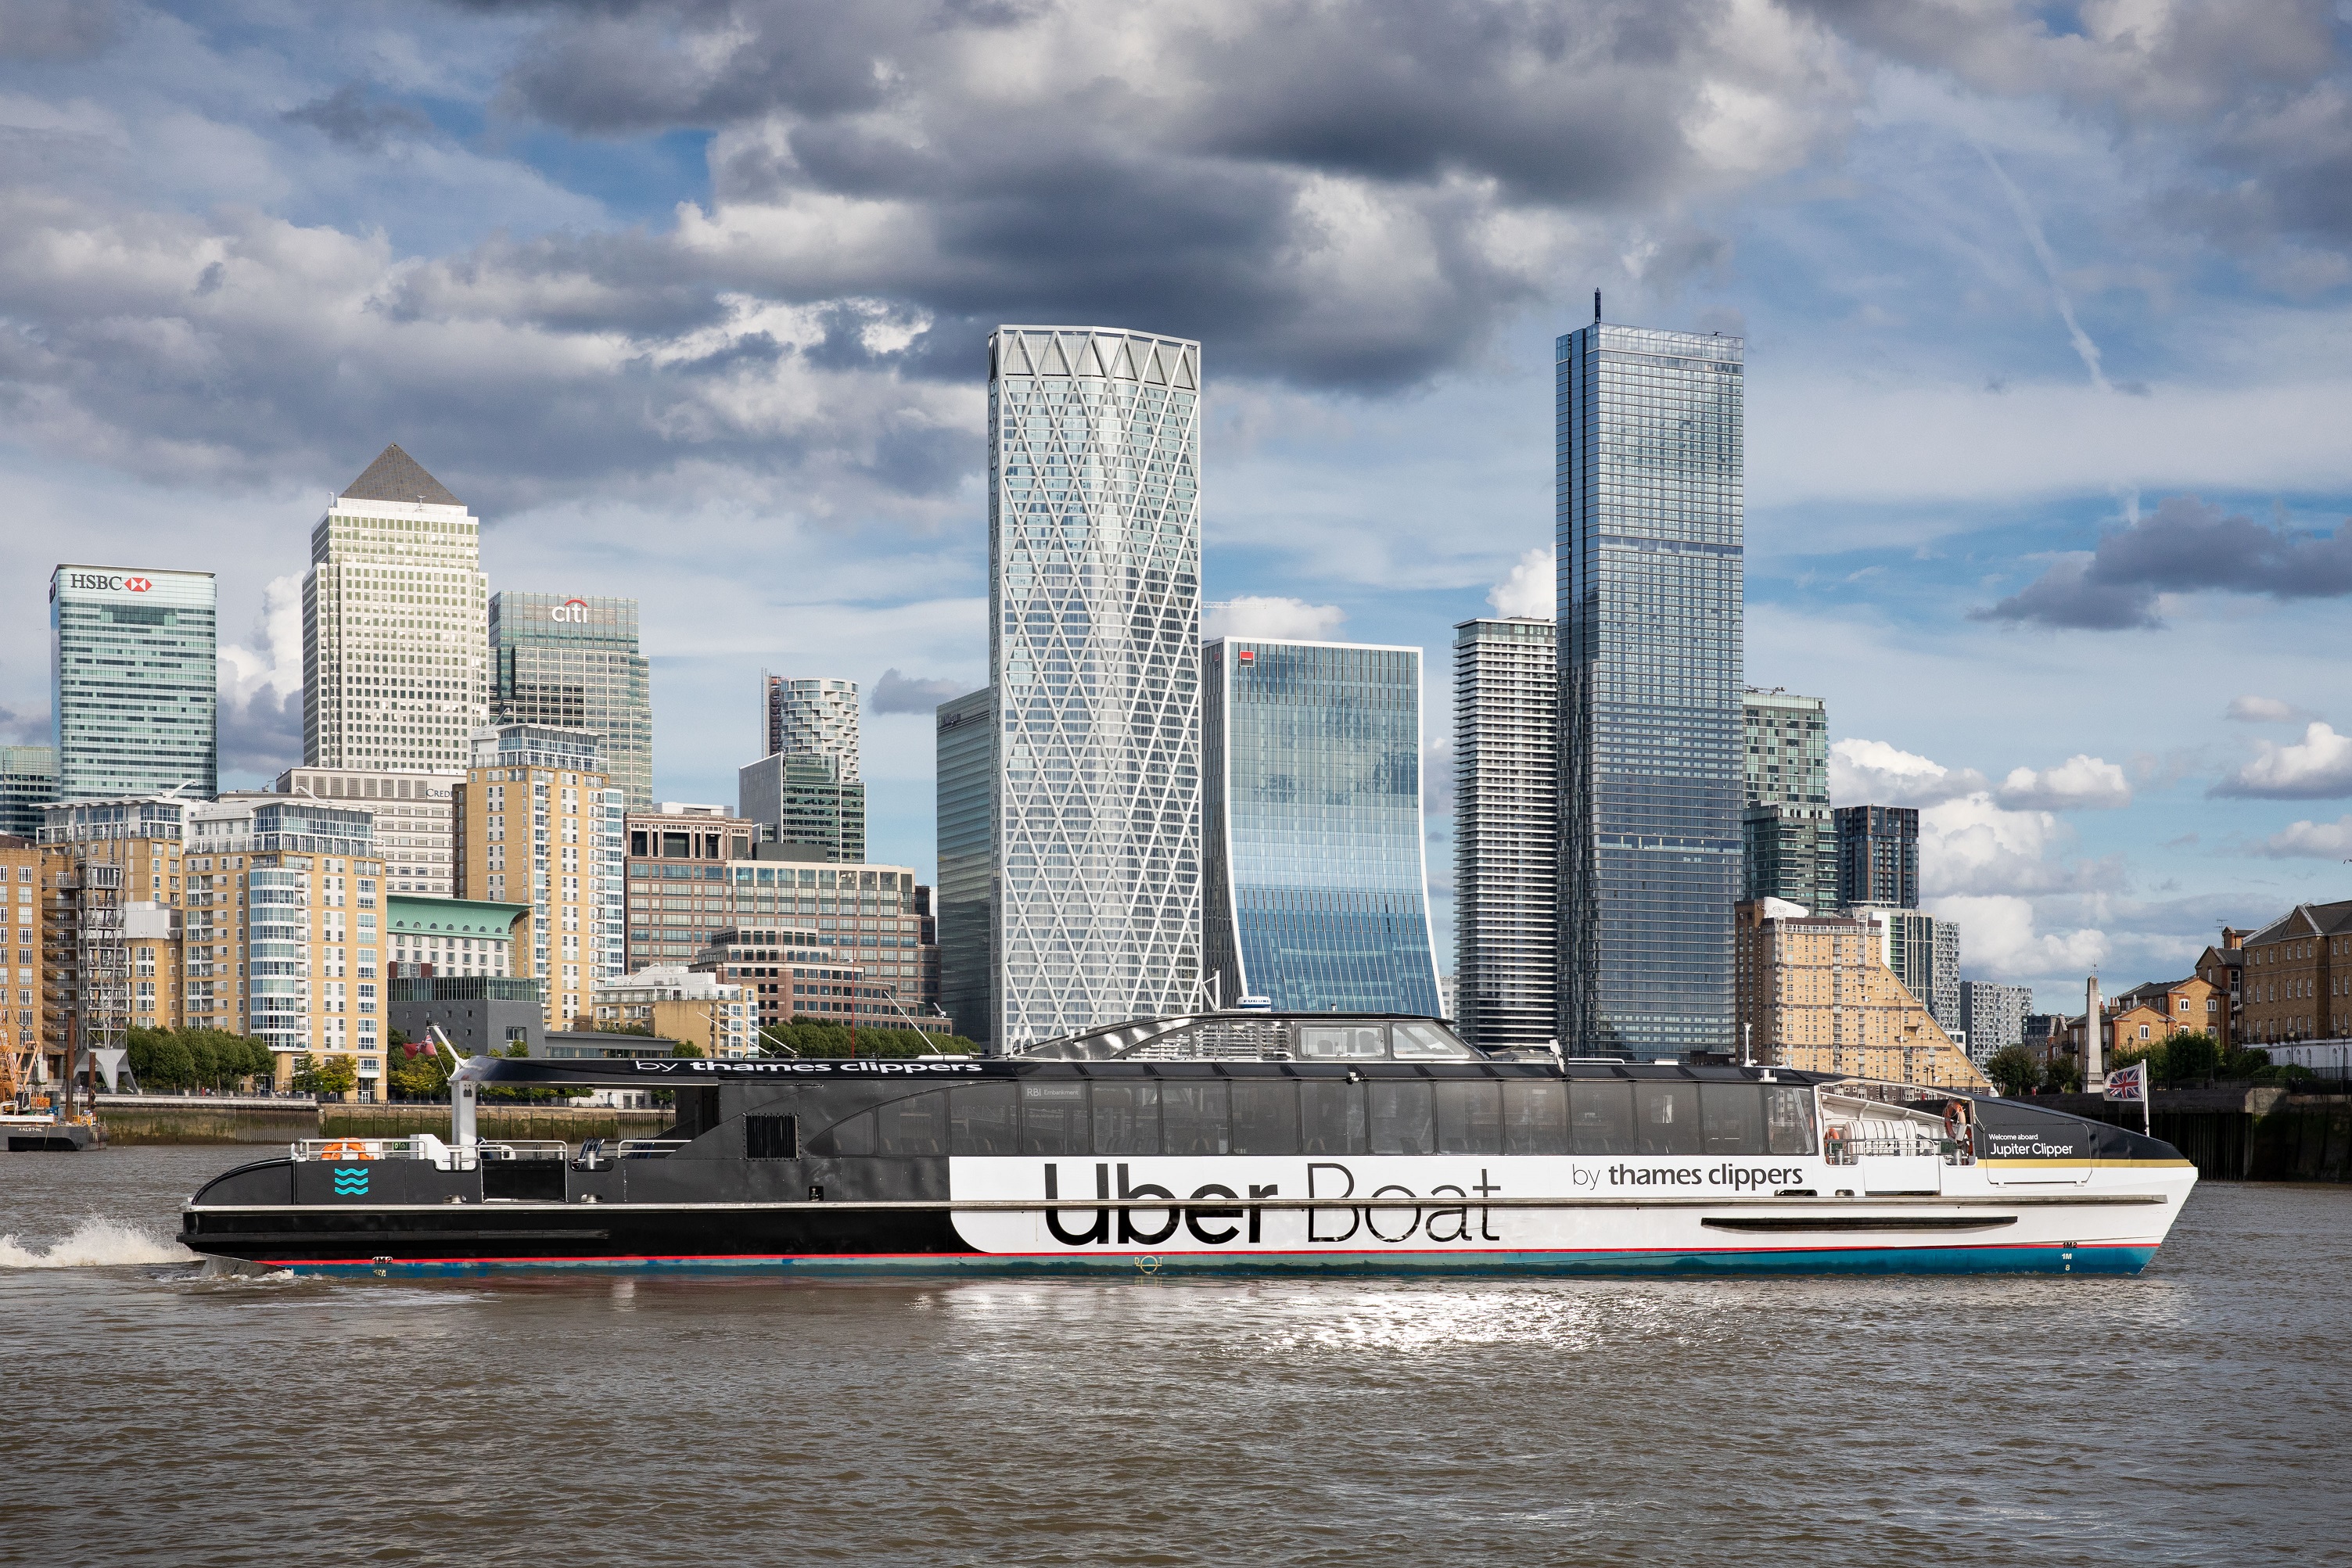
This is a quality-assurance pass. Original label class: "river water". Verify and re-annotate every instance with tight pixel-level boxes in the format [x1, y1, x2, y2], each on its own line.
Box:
[2, 1147, 2347, 1566]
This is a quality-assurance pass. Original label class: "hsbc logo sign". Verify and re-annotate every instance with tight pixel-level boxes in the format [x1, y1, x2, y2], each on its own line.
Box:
[549, 598, 591, 623]
[63, 572, 157, 594]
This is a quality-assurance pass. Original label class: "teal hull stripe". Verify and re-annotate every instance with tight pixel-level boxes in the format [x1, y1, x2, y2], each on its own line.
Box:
[270, 1244, 2159, 1279]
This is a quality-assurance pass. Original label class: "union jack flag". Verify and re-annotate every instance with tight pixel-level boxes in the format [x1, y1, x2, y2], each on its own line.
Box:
[2102, 1062, 2148, 1102]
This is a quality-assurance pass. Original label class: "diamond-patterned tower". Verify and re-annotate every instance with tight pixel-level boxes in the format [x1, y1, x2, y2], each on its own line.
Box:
[989, 326, 1202, 1048]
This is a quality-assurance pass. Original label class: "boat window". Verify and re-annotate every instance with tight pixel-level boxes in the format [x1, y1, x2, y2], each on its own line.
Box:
[1502, 1081, 1568, 1155]
[1021, 1082, 1089, 1155]
[745, 1114, 797, 1160]
[1391, 1023, 1471, 1060]
[816, 1109, 875, 1157]
[1162, 1082, 1231, 1155]
[1298, 1080, 1367, 1154]
[950, 1082, 1019, 1156]
[1569, 1082, 1635, 1155]
[1092, 1082, 1159, 1155]
[1635, 1083, 1703, 1156]
[1298, 1025, 1385, 1060]
[1700, 1083, 1767, 1156]
[1368, 1079, 1435, 1155]
[1230, 1079, 1300, 1155]
[1764, 1086, 1819, 1157]
[877, 1091, 947, 1157]
[1435, 1080, 1502, 1154]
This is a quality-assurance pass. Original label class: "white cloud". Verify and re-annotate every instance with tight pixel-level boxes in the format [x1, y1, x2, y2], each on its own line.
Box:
[2212, 721, 2352, 798]
[216, 572, 305, 781]
[1927, 894, 2109, 981]
[1996, 754, 2131, 810]
[2225, 694, 2314, 723]
[2250, 816, 2352, 859]
[1486, 547, 1553, 619]
[1918, 794, 2106, 898]
[1202, 596, 1347, 642]
[1828, 737, 1988, 806]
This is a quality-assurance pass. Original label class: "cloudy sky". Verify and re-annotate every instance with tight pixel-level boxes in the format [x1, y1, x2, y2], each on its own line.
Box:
[6, 0, 2352, 1010]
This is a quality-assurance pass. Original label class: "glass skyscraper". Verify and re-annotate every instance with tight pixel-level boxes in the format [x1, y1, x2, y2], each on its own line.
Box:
[490, 593, 654, 808]
[935, 686, 993, 1048]
[1204, 639, 1440, 1016]
[738, 751, 865, 863]
[1452, 617, 1557, 1047]
[50, 565, 217, 801]
[1741, 687, 1834, 911]
[989, 325, 1201, 1047]
[1556, 319, 1743, 1056]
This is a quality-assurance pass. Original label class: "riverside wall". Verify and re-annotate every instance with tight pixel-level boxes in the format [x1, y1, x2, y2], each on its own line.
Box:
[94, 1096, 321, 1146]
[2045, 1086, 2352, 1182]
[92, 1096, 670, 1146]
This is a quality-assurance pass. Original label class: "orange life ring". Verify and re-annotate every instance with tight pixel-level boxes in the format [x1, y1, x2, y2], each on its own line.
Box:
[321, 1139, 373, 1161]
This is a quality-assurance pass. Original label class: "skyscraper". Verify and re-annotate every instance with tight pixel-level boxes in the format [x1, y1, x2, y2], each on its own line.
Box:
[1960, 978, 2032, 1067]
[1203, 638, 1440, 1014]
[303, 445, 489, 771]
[492, 593, 654, 807]
[737, 751, 866, 863]
[1556, 317, 1745, 1056]
[1834, 805, 1919, 908]
[935, 687, 994, 1050]
[50, 565, 217, 801]
[1452, 617, 1557, 1047]
[1742, 688, 1834, 910]
[763, 676, 860, 777]
[989, 325, 1201, 1046]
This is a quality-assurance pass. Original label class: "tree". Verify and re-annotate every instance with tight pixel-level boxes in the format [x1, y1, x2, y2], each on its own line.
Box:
[1984, 1044, 2041, 1097]
[287, 1053, 354, 1096]
[181, 1029, 220, 1087]
[2221, 1044, 2274, 1080]
[2041, 1056, 2084, 1094]
[2164, 1030, 2221, 1085]
[387, 1032, 454, 1101]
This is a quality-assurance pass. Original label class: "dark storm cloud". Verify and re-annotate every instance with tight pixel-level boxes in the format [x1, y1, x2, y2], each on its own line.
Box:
[1971, 496, 2352, 630]
[282, 84, 438, 153]
[443, 0, 1826, 389]
[870, 668, 968, 713]
[217, 684, 302, 781]
[0, 0, 1867, 513]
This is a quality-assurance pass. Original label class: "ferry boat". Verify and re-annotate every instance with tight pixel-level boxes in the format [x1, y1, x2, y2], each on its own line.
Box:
[178, 1012, 2196, 1277]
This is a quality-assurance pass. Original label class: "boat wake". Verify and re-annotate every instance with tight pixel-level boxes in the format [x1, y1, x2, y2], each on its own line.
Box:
[0, 1218, 196, 1268]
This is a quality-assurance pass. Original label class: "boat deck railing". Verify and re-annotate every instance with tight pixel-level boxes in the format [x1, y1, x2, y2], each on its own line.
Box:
[1823, 1128, 1971, 1165]
[289, 1136, 571, 1166]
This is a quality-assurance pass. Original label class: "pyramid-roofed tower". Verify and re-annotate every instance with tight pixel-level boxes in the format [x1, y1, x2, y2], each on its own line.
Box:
[342, 443, 461, 508]
[302, 440, 488, 780]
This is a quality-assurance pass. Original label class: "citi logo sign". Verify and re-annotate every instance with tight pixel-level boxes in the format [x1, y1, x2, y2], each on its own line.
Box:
[549, 598, 591, 623]
[65, 572, 155, 594]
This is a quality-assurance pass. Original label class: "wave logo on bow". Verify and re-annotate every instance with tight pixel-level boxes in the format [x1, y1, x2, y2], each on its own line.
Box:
[331, 1168, 371, 1197]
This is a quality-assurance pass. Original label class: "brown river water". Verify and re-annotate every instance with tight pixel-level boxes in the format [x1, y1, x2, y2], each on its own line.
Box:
[2, 1146, 2347, 1566]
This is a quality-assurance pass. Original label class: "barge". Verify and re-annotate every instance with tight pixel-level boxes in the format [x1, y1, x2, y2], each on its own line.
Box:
[178, 1012, 2196, 1277]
